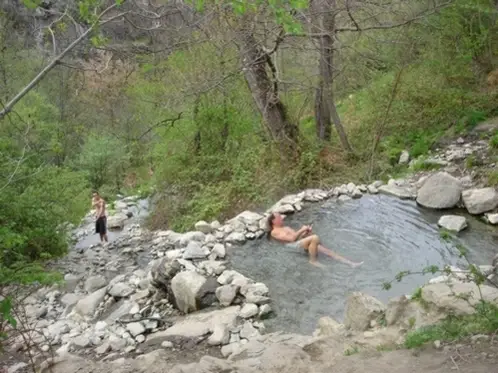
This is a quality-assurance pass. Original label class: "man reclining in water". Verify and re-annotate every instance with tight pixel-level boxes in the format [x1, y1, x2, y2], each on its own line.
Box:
[268, 212, 363, 268]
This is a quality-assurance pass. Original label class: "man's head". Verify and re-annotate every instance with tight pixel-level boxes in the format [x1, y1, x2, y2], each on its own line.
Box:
[92, 191, 100, 200]
[268, 212, 284, 230]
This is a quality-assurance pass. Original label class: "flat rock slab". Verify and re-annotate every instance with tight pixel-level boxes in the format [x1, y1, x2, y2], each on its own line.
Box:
[146, 306, 240, 344]
[378, 184, 416, 200]
[422, 282, 498, 315]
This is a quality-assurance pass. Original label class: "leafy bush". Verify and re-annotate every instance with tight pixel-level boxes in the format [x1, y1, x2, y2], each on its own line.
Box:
[0, 166, 89, 266]
[404, 302, 498, 349]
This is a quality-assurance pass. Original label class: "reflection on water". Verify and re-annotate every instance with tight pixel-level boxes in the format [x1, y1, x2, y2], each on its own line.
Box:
[230, 195, 497, 334]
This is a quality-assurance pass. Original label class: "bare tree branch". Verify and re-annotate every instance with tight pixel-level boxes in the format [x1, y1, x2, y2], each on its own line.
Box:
[0, 1, 128, 120]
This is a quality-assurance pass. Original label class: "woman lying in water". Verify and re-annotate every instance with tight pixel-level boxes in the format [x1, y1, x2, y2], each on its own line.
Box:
[267, 212, 363, 268]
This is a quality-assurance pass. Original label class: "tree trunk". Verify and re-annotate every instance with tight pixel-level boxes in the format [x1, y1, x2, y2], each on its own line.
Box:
[237, 19, 299, 153]
[220, 51, 229, 150]
[313, 0, 354, 153]
[193, 94, 201, 155]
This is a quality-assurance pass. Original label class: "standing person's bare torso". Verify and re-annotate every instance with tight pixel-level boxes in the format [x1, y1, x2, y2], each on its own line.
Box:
[97, 199, 106, 218]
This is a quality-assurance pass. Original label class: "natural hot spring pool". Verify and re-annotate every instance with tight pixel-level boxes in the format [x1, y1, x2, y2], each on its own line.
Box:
[229, 194, 497, 334]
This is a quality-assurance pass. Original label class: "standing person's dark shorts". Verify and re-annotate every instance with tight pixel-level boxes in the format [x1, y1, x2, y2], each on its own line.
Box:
[95, 216, 107, 235]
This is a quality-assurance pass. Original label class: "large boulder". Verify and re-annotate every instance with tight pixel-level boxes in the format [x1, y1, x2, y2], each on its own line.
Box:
[385, 295, 440, 329]
[462, 187, 498, 215]
[416, 172, 462, 209]
[421, 282, 498, 315]
[107, 213, 128, 230]
[170, 271, 218, 313]
[344, 292, 386, 331]
[84, 275, 107, 293]
[148, 258, 182, 290]
[73, 288, 107, 318]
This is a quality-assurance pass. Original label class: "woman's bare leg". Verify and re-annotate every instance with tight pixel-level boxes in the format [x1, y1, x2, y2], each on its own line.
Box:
[318, 244, 363, 268]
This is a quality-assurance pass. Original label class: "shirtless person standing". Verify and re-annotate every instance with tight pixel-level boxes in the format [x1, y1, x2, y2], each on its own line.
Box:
[268, 212, 363, 268]
[92, 191, 108, 244]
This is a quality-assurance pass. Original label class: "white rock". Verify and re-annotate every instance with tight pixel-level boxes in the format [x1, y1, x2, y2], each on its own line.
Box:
[161, 341, 173, 348]
[216, 284, 240, 307]
[399, 150, 410, 164]
[73, 288, 107, 318]
[72, 335, 91, 348]
[366, 185, 379, 194]
[351, 188, 363, 199]
[346, 183, 356, 194]
[272, 204, 295, 214]
[95, 321, 108, 332]
[221, 342, 241, 358]
[109, 334, 127, 351]
[183, 241, 210, 259]
[259, 304, 272, 318]
[179, 231, 206, 247]
[170, 271, 209, 313]
[485, 213, 498, 224]
[211, 220, 222, 230]
[95, 342, 111, 355]
[7, 362, 28, 373]
[126, 322, 146, 337]
[240, 303, 259, 319]
[379, 184, 416, 200]
[416, 172, 462, 209]
[338, 195, 352, 202]
[462, 187, 498, 215]
[239, 322, 260, 340]
[225, 232, 246, 244]
[84, 275, 107, 293]
[135, 334, 146, 343]
[108, 283, 134, 298]
[208, 323, 230, 346]
[195, 220, 213, 234]
[344, 292, 386, 331]
[60, 293, 81, 307]
[211, 243, 226, 259]
[230, 211, 264, 226]
[437, 215, 467, 232]
[107, 213, 128, 229]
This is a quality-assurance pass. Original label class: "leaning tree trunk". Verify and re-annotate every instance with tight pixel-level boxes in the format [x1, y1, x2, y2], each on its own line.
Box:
[313, 0, 354, 153]
[238, 20, 299, 153]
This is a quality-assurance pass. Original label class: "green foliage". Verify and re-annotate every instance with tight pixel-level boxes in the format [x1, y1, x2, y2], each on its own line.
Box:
[75, 135, 130, 191]
[404, 302, 498, 349]
[410, 158, 443, 172]
[439, 229, 452, 241]
[487, 170, 498, 186]
[344, 346, 360, 356]
[412, 287, 423, 300]
[489, 133, 498, 149]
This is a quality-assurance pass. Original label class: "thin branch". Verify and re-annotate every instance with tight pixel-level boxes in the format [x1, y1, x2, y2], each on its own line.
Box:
[0, 1, 127, 120]
[335, 1, 454, 32]
[345, 0, 361, 31]
[136, 112, 183, 141]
